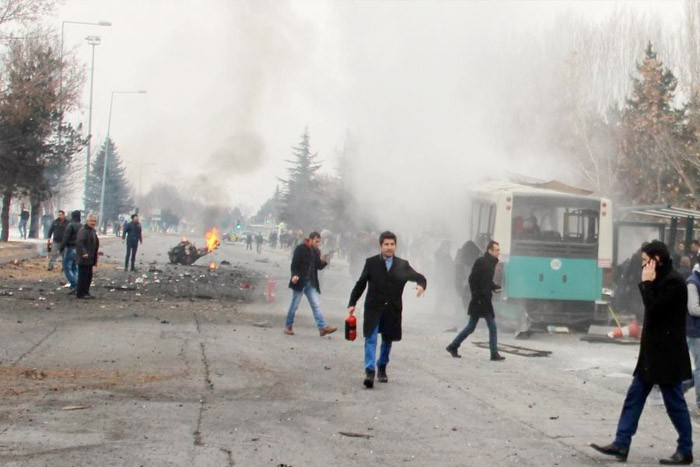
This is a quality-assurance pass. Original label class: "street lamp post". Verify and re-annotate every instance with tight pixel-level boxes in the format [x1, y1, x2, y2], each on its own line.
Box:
[97, 90, 146, 232]
[84, 35, 100, 212]
[58, 20, 111, 208]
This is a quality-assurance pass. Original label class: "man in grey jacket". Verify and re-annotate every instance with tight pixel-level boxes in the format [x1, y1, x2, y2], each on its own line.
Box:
[76, 214, 99, 299]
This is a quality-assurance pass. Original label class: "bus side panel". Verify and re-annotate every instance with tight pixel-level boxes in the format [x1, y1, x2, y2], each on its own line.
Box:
[505, 256, 602, 301]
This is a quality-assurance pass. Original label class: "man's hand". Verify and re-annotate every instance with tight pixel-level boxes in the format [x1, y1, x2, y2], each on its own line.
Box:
[321, 254, 329, 262]
[291, 275, 299, 284]
[416, 285, 425, 297]
[642, 259, 656, 282]
[347, 306, 355, 315]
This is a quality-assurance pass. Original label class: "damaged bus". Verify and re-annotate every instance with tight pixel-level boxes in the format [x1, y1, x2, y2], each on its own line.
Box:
[469, 180, 614, 331]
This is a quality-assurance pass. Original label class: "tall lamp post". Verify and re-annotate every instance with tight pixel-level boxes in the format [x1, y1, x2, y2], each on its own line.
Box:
[58, 20, 111, 211]
[97, 90, 147, 232]
[84, 35, 100, 212]
[59, 19, 111, 133]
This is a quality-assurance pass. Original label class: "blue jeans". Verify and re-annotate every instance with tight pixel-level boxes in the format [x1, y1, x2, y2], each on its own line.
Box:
[285, 284, 326, 329]
[686, 337, 700, 408]
[614, 374, 692, 455]
[450, 314, 498, 355]
[365, 323, 392, 371]
[62, 248, 78, 288]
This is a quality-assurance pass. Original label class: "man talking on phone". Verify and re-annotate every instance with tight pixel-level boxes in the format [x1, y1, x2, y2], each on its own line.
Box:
[591, 240, 693, 464]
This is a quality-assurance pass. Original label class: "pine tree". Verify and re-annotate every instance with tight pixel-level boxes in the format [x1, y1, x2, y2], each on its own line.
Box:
[619, 42, 693, 204]
[279, 129, 323, 231]
[84, 138, 133, 225]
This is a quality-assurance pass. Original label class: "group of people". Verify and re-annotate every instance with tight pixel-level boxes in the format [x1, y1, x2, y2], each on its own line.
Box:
[44, 211, 144, 299]
[284, 231, 698, 464]
[283, 230, 504, 390]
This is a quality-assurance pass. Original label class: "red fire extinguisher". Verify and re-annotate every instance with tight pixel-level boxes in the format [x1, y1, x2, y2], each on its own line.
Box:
[345, 311, 357, 341]
[266, 277, 276, 303]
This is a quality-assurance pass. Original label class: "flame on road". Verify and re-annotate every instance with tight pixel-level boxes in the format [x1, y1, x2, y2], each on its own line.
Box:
[208, 262, 218, 270]
[205, 228, 220, 253]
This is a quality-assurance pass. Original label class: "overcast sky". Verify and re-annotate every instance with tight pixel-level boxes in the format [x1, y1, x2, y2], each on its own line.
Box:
[53, 0, 685, 223]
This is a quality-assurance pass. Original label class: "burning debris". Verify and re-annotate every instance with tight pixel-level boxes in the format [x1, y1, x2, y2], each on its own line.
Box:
[168, 229, 220, 266]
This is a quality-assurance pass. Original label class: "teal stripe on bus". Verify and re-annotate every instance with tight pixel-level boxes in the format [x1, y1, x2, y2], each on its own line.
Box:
[505, 256, 602, 301]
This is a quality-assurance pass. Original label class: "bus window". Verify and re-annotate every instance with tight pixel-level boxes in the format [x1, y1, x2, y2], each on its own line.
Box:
[472, 201, 495, 250]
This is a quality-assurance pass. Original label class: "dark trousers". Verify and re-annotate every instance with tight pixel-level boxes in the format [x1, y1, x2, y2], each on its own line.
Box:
[125, 243, 138, 270]
[77, 264, 93, 298]
[450, 314, 498, 355]
[614, 374, 692, 455]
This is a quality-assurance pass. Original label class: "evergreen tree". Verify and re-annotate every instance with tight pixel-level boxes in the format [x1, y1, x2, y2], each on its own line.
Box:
[84, 138, 133, 225]
[279, 129, 323, 231]
[619, 42, 693, 204]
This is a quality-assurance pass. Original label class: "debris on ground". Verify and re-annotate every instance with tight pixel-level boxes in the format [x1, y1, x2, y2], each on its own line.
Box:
[472, 342, 552, 357]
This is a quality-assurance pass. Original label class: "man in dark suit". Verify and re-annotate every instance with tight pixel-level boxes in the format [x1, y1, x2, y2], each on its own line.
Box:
[122, 214, 143, 272]
[446, 240, 504, 361]
[347, 231, 427, 389]
[76, 214, 100, 299]
[591, 241, 693, 465]
[284, 231, 337, 337]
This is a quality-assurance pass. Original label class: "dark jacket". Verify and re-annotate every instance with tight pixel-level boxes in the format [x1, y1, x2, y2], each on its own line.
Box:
[467, 252, 500, 318]
[634, 263, 692, 384]
[59, 211, 82, 252]
[348, 255, 427, 342]
[686, 271, 700, 338]
[122, 221, 143, 245]
[47, 218, 67, 243]
[289, 241, 327, 292]
[76, 224, 99, 266]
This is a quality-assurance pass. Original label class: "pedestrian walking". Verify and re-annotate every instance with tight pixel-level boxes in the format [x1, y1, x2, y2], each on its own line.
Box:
[347, 231, 426, 389]
[46, 210, 67, 271]
[75, 214, 100, 299]
[284, 231, 337, 337]
[591, 241, 693, 464]
[445, 240, 505, 361]
[684, 263, 700, 418]
[60, 210, 81, 293]
[122, 214, 143, 272]
[18, 205, 29, 239]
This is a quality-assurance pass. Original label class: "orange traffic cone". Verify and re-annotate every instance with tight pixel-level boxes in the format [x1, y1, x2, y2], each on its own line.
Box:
[607, 321, 641, 339]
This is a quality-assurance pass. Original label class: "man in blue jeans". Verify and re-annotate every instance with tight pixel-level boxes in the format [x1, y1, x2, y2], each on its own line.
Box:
[683, 263, 700, 416]
[284, 231, 337, 337]
[347, 231, 426, 389]
[591, 241, 693, 465]
[446, 240, 505, 361]
[59, 210, 81, 293]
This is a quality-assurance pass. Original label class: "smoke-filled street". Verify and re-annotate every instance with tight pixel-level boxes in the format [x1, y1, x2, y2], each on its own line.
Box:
[0, 236, 693, 466]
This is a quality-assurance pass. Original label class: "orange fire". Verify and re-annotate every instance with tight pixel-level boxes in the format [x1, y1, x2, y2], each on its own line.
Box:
[204, 228, 220, 252]
[208, 262, 218, 270]
[181, 236, 188, 242]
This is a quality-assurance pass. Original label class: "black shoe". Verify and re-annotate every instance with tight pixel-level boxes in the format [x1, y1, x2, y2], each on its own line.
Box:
[659, 451, 693, 465]
[78, 294, 95, 300]
[446, 345, 461, 358]
[363, 369, 375, 389]
[590, 443, 629, 462]
[377, 365, 388, 383]
[490, 353, 505, 361]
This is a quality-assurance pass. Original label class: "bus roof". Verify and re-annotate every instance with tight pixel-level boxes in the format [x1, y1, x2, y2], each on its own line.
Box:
[474, 179, 602, 201]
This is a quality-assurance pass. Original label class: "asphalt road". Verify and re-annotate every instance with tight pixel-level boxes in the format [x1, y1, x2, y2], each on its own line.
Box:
[0, 232, 696, 466]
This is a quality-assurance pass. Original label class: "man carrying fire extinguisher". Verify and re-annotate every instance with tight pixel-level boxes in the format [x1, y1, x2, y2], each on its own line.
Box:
[347, 231, 427, 389]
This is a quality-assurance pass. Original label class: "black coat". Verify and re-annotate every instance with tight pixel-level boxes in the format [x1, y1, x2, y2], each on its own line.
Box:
[634, 264, 692, 384]
[288, 242, 327, 292]
[467, 253, 500, 318]
[122, 221, 142, 245]
[348, 255, 427, 342]
[76, 224, 99, 266]
[47, 218, 67, 243]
